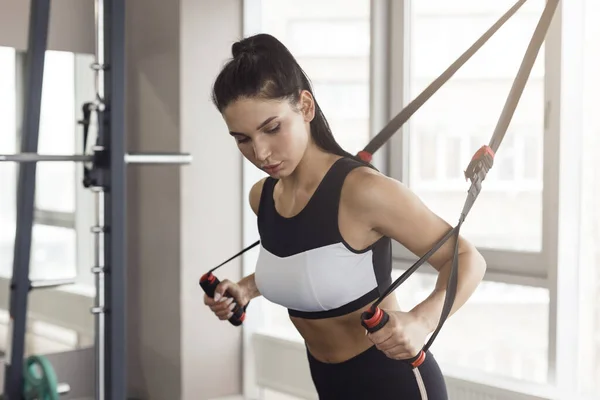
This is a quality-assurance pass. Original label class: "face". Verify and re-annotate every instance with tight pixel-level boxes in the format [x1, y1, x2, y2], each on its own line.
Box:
[222, 91, 315, 177]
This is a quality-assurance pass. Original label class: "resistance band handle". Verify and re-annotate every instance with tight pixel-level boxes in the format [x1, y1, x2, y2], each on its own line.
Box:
[360, 306, 389, 332]
[360, 306, 426, 368]
[199, 272, 247, 326]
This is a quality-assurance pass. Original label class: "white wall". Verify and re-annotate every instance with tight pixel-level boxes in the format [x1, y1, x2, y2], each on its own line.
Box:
[0, 0, 94, 53]
[124, 0, 183, 398]
[125, 0, 244, 399]
[180, 1, 244, 399]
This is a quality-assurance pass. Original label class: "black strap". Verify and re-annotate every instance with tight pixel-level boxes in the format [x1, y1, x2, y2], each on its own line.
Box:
[369, 0, 559, 355]
[78, 102, 94, 187]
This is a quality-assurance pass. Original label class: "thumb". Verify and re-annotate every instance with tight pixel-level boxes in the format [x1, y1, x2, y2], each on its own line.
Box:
[214, 279, 236, 302]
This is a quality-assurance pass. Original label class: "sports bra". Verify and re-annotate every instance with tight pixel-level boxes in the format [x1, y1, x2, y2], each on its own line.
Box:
[254, 157, 393, 319]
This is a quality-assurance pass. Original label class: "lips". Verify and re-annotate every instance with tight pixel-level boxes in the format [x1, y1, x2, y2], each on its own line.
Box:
[262, 162, 282, 173]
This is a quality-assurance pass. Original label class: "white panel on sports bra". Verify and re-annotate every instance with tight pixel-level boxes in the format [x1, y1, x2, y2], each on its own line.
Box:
[254, 243, 377, 312]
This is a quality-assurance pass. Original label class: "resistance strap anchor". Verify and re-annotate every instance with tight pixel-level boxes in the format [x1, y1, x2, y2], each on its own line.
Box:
[461, 145, 495, 219]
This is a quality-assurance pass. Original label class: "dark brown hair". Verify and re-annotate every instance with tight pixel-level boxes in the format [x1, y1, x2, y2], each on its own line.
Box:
[211, 33, 362, 161]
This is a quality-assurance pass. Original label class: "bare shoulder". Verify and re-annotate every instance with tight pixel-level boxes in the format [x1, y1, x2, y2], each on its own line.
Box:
[341, 165, 459, 270]
[249, 177, 268, 216]
[341, 165, 413, 217]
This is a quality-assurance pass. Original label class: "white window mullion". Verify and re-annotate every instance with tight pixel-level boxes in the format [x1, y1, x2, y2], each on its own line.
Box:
[369, 0, 391, 175]
[544, 1, 585, 397]
[242, 2, 267, 399]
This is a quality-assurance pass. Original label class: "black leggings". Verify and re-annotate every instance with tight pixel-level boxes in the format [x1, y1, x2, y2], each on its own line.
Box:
[307, 344, 448, 400]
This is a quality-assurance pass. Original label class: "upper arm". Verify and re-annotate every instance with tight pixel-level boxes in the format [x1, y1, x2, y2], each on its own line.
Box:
[344, 168, 476, 271]
[249, 177, 268, 216]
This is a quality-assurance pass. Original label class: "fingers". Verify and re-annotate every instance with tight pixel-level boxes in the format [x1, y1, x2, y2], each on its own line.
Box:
[370, 335, 419, 360]
[381, 344, 418, 360]
[214, 279, 241, 302]
[370, 333, 401, 352]
[207, 296, 238, 320]
[213, 279, 232, 302]
[203, 278, 244, 321]
[366, 319, 418, 361]
[366, 327, 394, 348]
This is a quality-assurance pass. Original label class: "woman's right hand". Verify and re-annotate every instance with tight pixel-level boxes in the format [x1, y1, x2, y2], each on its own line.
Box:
[203, 279, 247, 321]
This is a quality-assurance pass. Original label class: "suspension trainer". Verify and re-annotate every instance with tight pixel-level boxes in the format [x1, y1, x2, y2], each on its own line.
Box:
[0, 0, 192, 399]
[200, 1, 559, 397]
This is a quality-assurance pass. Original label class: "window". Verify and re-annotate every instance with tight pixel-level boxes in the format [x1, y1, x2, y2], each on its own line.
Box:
[393, 269, 549, 384]
[0, 48, 94, 284]
[577, 0, 600, 396]
[395, 0, 549, 267]
[256, 0, 371, 155]
[31, 50, 78, 281]
[36, 51, 76, 214]
[0, 46, 17, 278]
[286, 20, 370, 57]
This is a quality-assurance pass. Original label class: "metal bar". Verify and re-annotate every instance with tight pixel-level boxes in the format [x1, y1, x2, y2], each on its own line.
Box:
[125, 152, 193, 164]
[103, 0, 127, 398]
[34, 209, 76, 229]
[4, 0, 51, 398]
[0, 152, 191, 164]
[93, 188, 106, 400]
[57, 383, 71, 395]
[30, 278, 76, 289]
[0, 154, 93, 162]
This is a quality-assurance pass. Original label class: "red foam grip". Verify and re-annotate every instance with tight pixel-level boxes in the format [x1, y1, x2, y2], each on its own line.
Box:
[200, 272, 215, 284]
[363, 307, 383, 329]
[411, 350, 426, 368]
[357, 151, 372, 162]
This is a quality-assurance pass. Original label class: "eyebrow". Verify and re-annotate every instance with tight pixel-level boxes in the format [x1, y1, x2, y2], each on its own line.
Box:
[229, 116, 278, 136]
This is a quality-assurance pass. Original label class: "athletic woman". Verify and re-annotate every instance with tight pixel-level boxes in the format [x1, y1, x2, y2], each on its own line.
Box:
[203, 33, 487, 399]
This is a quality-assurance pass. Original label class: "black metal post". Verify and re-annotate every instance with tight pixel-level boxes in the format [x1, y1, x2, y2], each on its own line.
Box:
[4, 0, 51, 398]
[101, 0, 127, 398]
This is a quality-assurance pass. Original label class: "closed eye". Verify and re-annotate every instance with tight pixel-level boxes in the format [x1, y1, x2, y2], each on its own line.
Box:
[236, 136, 250, 144]
[264, 124, 280, 134]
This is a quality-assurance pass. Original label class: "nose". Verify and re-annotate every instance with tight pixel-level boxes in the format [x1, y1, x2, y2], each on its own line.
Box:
[253, 137, 271, 162]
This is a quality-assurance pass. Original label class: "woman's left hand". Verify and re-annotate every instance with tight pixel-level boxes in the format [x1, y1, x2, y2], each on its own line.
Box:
[365, 310, 430, 360]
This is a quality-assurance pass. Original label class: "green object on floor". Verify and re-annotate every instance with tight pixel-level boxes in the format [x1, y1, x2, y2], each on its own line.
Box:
[23, 355, 60, 400]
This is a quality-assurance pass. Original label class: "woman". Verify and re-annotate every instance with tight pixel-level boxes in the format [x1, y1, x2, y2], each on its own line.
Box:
[204, 33, 487, 399]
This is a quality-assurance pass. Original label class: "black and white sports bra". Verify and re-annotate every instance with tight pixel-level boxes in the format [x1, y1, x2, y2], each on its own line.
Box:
[254, 157, 393, 319]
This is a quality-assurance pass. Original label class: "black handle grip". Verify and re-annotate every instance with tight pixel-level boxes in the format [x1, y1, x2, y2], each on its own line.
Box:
[360, 306, 426, 368]
[199, 272, 247, 326]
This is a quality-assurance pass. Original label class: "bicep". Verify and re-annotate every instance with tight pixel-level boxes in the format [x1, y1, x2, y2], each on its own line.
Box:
[357, 172, 468, 271]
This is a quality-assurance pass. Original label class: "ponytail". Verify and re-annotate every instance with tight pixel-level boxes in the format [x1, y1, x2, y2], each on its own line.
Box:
[212, 33, 371, 166]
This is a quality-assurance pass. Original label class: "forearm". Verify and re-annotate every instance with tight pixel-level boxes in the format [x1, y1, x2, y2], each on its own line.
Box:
[410, 246, 486, 333]
[238, 273, 262, 303]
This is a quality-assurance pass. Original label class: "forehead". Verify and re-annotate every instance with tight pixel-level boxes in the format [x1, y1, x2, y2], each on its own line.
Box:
[222, 97, 293, 131]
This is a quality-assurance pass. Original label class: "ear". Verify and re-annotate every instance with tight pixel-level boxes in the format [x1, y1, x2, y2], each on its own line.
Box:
[299, 90, 316, 122]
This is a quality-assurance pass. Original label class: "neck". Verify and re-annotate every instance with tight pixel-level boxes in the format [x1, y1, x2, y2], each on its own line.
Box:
[279, 145, 342, 194]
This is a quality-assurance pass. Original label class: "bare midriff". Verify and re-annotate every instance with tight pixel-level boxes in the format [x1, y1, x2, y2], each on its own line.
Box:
[290, 295, 400, 363]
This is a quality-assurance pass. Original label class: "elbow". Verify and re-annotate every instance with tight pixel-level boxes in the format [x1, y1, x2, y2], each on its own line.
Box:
[459, 237, 487, 282]
[470, 246, 487, 282]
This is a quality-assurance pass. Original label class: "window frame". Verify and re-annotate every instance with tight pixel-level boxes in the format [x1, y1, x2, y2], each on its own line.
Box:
[241, 1, 593, 399]
[0, 49, 95, 342]
[387, 0, 557, 283]
[12, 51, 96, 287]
